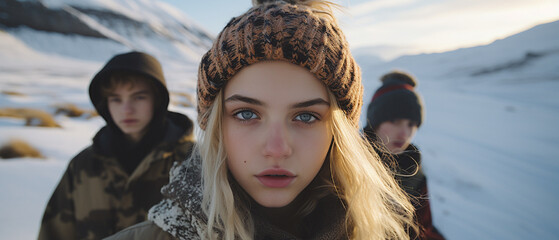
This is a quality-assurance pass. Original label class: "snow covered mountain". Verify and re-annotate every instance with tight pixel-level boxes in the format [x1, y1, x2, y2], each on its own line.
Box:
[1, 0, 213, 62]
[355, 20, 559, 240]
[357, 20, 559, 124]
[358, 20, 559, 80]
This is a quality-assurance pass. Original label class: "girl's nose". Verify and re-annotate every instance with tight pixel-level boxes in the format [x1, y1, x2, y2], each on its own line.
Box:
[262, 122, 292, 160]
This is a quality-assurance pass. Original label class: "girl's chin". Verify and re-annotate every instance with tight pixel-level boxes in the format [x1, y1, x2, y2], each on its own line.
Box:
[254, 199, 292, 208]
[389, 147, 404, 154]
[252, 194, 297, 208]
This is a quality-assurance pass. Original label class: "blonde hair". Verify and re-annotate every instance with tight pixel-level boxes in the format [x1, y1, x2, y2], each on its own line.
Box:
[198, 90, 417, 239]
[326, 91, 417, 239]
[199, 92, 254, 239]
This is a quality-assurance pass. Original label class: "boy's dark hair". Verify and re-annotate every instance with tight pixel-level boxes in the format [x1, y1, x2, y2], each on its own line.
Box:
[100, 72, 164, 110]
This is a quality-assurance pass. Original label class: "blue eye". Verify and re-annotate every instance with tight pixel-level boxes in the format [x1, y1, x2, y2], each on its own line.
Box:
[234, 110, 258, 120]
[295, 113, 317, 123]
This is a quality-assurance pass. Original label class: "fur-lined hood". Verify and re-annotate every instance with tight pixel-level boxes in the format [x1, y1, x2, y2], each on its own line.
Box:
[148, 153, 208, 239]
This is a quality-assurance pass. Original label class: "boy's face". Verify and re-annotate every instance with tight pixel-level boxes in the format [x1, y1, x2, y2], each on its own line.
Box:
[107, 80, 154, 142]
[376, 119, 418, 154]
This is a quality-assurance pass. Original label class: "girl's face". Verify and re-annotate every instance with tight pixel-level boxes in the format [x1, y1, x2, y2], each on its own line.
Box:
[376, 119, 418, 154]
[107, 80, 154, 142]
[223, 61, 332, 208]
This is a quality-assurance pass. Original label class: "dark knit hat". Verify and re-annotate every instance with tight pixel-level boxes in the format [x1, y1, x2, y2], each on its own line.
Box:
[89, 51, 169, 127]
[197, 0, 362, 129]
[366, 71, 424, 129]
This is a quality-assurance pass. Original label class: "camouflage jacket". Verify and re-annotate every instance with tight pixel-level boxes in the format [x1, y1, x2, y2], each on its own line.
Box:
[38, 116, 195, 240]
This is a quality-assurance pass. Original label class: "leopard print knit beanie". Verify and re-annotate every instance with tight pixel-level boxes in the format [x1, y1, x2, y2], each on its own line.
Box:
[197, 0, 362, 129]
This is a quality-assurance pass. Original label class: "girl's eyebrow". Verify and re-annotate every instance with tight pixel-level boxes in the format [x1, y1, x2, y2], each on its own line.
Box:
[225, 94, 264, 106]
[225, 94, 329, 108]
[292, 98, 329, 108]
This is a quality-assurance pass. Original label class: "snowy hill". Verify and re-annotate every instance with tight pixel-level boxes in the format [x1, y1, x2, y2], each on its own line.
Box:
[0, 1, 208, 237]
[1, 2, 559, 238]
[358, 20, 559, 85]
[1, 0, 213, 62]
[356, 20, 559, 239]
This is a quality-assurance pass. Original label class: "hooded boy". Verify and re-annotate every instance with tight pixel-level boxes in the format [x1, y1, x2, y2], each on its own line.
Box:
[38, 51, 195, 240]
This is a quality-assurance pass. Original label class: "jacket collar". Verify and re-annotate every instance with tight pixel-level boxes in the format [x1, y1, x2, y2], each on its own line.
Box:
[149, 153, 350, 239]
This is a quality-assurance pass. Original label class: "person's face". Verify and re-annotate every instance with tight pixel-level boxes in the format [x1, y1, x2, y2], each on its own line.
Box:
[223, 61, 332, 208]
[376, 119, 418, 154]
[107, 80, 154, 142]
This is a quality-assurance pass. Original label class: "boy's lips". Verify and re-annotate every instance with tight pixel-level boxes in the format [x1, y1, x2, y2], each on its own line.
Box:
[392, 142, 404, 148]
[122, 119, 138, 124]
[391, 140, 406, 148]
[256, 169, 296, 188]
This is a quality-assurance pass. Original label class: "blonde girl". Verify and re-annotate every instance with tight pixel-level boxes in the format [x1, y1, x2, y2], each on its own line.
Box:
[106, 1, 417, 239]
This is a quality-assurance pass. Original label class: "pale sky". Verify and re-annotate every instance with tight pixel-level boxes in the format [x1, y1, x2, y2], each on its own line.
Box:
[162, 0, 559, 60]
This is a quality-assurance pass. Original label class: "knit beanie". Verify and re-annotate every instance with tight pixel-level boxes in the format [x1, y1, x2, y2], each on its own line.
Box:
[365, 71, 424, 130]
[197, 0, 362, 129]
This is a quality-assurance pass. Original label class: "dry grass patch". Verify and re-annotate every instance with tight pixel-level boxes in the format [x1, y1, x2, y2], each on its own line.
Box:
[171, 91, 196, 108]
[54, 103, 98, 119]
[0, 107, 61, 127]
[1, 90, 26, 96]
[0, 139, 45, 159]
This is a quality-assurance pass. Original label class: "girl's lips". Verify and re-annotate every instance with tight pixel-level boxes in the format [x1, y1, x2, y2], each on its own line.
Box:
[256, 169, 295, 188]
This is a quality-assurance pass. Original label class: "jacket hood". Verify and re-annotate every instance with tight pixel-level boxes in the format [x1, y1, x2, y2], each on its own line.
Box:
[88, 51, 170, 128]
[148, 152, 208, 239]
[92, 111, 194, 159]
[363, 129, 421, 174]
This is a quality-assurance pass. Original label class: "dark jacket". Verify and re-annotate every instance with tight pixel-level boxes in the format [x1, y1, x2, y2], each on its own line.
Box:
[104, 153, 350, 240]
[364, 129, 445, 240]
[38, 113, 195, 240]
[38, 51, 196, 240]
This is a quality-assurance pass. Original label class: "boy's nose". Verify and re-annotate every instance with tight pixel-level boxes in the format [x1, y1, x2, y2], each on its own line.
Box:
[123, 100, 134, 113]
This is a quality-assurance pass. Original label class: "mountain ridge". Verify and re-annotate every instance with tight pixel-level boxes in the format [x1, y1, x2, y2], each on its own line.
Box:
[0, 0, 213, 62]
[356, 19, 559, 82]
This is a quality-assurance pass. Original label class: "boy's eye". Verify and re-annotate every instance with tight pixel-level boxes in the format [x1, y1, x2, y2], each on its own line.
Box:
[108, 97, 121, 103]
[294, 113, 317, 123]
[234, 110, 258, 120]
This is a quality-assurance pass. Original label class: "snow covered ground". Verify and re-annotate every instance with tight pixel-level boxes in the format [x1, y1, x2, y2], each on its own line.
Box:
[357, 20, 559, 240]
[1, 17, 558, 240]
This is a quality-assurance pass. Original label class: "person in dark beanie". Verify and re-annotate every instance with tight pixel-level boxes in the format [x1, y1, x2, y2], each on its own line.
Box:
[363, 70, 445, 240]
[38, 51, 195, 240]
